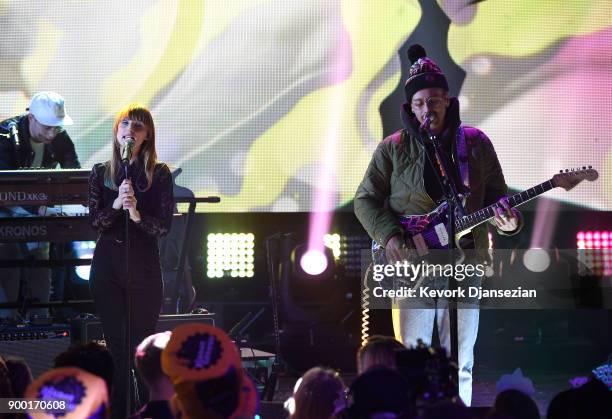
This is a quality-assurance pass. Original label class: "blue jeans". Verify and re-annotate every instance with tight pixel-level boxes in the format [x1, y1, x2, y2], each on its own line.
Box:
[392, 276, 480, 406]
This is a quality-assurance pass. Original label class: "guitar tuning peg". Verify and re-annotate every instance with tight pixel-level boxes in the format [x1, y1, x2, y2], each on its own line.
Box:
[588, 165, 592, 169]
[565, 169, 569, 172]
[583, 166, 586, 170]
[559, 170, 563, 173]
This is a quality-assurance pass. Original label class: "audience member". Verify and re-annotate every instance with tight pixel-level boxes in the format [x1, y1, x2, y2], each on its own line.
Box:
[489, 389, 539, 419]
[4, 357, 32, 398]
[161, 323, 259, 419]
[53, 341, 115, 396]
[547, 377, 611, 419]
[343, 338, 461, 418]
[356, 335, 405, 374]
[0, 355, 14, 398]
[343, 367, 413, 418]
[418, 399, 471, 419]
[25, 366, 109, 418]
[285, 367, 346, 419]
[129, 331, 174, 419]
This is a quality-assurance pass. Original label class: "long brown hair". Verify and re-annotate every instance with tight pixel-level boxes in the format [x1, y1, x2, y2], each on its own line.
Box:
[104, 104, 157, 191]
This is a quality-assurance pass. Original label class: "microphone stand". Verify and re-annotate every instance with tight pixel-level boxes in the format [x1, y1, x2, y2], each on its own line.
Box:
[261, 232, 292, 401]
[123, 159, 136, 414]
[419, 120, 466, 374]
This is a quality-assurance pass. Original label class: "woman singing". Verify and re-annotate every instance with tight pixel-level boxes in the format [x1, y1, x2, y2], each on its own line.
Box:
[88, 104, 173, 417]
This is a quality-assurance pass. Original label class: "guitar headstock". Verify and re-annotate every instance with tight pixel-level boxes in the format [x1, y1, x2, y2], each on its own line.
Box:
[552, 166, 599, 191]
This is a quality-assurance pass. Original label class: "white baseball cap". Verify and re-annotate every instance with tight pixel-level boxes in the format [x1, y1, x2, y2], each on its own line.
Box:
[28, 91, 74, 126]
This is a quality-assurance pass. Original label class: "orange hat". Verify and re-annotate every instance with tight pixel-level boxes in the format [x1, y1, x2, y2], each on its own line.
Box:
[162, 323, 258, 419]
[25, 367, 109, 419]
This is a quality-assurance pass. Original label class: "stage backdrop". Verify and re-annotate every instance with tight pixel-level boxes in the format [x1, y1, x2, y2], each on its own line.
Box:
[0, 0, 610, 212]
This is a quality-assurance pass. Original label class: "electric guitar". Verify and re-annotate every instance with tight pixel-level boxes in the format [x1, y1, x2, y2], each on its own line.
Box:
[372, 167, 599, 265]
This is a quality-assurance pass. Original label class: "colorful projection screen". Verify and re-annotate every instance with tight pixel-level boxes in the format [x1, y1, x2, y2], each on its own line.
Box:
[0, 1, 610, 212]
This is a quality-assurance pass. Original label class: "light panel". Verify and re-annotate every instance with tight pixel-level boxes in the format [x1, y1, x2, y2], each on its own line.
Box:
[206, 233, 255, 279]
[577, 231, 612, 277]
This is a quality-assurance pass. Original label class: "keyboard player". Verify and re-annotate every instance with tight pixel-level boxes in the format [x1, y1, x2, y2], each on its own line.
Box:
[0, 91, 80, 319]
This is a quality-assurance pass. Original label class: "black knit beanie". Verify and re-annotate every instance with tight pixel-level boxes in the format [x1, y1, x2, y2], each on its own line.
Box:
[404, 44, 449, 102]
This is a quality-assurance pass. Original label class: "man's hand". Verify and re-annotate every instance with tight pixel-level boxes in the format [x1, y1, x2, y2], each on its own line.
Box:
[385, 235, 413, 264]
[493, 197, 520, 232]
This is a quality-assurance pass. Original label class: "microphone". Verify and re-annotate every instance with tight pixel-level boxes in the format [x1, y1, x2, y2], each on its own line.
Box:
[420, 113, 434, 132]
[121, 136, 135, 164]
[7, 121, 20, 148]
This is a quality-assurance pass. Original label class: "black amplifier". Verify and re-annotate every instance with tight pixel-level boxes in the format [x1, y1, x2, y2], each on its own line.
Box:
[0, 324, 72, 378]
[72, 313, 216, 343]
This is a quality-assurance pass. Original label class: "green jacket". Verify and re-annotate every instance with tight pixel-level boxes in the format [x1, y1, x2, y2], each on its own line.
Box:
[354, 99, 519, 257]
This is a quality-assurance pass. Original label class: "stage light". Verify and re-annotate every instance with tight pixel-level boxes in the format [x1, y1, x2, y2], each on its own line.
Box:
[206, 233, 255, 279]
[299, 249, 328, 276]
[577, 230, 612, 250]
[322, 233, 371, 278]
[523, 248, 551, 273]
[291, 244, 334, 280]
[323, 233, 341, 259]
[279, 242, 338, 324]
[577, 231, 612, 277]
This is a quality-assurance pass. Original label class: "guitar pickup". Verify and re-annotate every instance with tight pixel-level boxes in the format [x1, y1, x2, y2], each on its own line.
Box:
[434, 223, 449, 246]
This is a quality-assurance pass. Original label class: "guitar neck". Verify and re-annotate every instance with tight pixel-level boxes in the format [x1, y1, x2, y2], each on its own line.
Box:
[456, 179, 555, 233]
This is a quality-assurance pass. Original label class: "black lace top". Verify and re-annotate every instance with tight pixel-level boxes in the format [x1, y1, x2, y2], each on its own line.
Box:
[88, 161, 173, 243]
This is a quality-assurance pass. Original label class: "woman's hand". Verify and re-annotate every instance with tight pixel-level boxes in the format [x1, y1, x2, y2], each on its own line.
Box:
[113, 179, 141, 222]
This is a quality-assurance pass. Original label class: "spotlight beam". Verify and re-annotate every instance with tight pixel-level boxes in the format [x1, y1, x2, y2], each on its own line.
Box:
[307, 25, 352, 257]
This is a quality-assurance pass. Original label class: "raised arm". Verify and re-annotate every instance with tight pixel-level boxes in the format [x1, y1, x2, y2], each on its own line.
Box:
[88, 163, 122, 232]
[134, 163, 174, 237]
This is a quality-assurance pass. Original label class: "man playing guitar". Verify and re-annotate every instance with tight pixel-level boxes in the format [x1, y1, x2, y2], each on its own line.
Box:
[354, 45, 521, 406]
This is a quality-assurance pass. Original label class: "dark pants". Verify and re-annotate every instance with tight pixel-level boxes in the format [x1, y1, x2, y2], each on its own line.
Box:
[90, 236, 163, 419]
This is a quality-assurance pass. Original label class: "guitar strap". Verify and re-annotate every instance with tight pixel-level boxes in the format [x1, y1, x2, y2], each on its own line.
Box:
[456, 126, 470, 205]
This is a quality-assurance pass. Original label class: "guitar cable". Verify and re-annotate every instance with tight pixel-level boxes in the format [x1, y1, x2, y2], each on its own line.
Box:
[360, 262, 373, 346]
